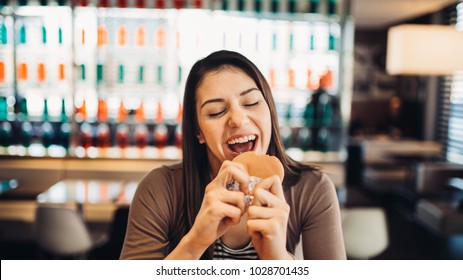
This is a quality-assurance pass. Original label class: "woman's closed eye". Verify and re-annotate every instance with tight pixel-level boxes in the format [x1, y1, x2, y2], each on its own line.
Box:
[243, 101, 260, 107]
[208, 109, 226, 118]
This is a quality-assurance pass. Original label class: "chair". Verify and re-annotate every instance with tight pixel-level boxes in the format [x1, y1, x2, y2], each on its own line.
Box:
[414, 162, 463, 236]
[90, 204, 130, 259]
[341, 207, 389, 259]
[34, 203, 107, 259]
[293, 207, 388, 260]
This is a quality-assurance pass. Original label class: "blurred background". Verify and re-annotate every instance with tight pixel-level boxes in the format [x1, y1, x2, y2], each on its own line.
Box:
[0, 0, 462, 260]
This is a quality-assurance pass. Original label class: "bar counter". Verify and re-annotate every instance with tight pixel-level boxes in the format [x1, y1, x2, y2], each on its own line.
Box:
[0, 156, 345, 243]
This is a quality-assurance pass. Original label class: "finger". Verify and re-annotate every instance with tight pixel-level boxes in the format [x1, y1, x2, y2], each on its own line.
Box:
[247, 219, 272, 237]
[215, 161, 251, 193]
[250, 175, 285, 200]
[217, 189, 247, 214]
[216, 201, 244, 225]
[247, 204, 281, 220]
[251, 187, 285, 208]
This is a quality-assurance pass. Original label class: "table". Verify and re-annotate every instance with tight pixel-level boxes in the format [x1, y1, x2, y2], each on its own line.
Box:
[37, 179, 138, 205]
[37, 179, 138, 223]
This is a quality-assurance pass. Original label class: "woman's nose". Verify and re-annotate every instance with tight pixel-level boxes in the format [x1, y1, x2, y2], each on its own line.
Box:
[227, 109, 250, 128]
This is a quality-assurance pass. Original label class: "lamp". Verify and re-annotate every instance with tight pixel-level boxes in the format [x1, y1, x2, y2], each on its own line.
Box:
[386, 24, 463, 75]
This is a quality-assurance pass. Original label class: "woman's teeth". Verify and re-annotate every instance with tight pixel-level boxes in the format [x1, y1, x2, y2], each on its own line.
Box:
[227, 135, 256, 145]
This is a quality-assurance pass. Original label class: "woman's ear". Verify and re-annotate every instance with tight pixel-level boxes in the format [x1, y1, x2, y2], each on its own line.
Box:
[197, 132, 205, 144]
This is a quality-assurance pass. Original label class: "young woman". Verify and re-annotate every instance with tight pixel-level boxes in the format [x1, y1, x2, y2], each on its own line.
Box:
[120, 50, 346, 260]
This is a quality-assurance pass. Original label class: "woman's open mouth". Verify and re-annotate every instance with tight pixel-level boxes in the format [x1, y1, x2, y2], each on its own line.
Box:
[227, 134, 257, 154]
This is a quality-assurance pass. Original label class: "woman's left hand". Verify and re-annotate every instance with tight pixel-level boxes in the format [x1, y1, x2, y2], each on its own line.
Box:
[246, 175, 292, 260]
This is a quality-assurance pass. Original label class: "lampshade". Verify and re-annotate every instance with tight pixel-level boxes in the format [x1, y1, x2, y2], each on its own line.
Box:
[386, 24, 463, 75]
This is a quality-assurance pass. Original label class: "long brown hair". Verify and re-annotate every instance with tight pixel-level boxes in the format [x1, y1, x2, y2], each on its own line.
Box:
[182, 50, 315, 258]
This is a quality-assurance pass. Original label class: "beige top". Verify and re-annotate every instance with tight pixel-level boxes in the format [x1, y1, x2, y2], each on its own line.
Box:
[120, 162, 346, 260]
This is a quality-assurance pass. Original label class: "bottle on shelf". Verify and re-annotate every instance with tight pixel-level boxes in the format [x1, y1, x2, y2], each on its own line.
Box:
[96, 122, 110, 148]
[40, 121, 55, 149]
[74, 98, 87, 123]
[328, 0, 338, 16]
[135, 102, 145, 123]
[279, 125, 293, 149]
[155, 0, 166, 9]
[192, 0, 202, 9]
[288, 0, 297, 14]
[97, 99, 108, 122]
[173, 0, 185, 9]
[135, 0, 145, 8]
[297, 126, 312, 152]
[117, 100, 127, 123]
[115, 123, 130, 149]
[58, 122, 71, 151]
[0, 96, 7, 121]
[174, 123, 182, 150]
[16, 96, 28, 122]
[269, 0, 278, 13]
[98, 0, 110, 8]
[79, 122, 94, 149]
[316, 127, 329, 152]
[134, 123, 148, 149]
[117, 0, 128, 8]
[20, 121, 33, 149]
[310, 0, 320, 13]
[153, 123, 168, 149]
[0, 121, 12, 147]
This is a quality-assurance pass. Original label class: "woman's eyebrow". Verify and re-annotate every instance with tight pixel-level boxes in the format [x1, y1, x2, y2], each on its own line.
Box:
[200, 98, 225, 110]
[240, 87, 260, 96]
[200, 87, 260, 110]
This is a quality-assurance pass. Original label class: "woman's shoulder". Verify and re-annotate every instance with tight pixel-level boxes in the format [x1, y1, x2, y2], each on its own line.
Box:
[285, 168, 339, 225]
[143, 161, 183, 179]
[136, 161, 184, 196]
[286, 168, 336, 197]
[298, 168, 332, 185]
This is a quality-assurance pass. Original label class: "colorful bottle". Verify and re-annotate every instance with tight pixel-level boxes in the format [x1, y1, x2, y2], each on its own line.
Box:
[1, 21, 7, 45]
[174, 124, 182, 149]
[97, 99, 108, 122]
[20, 121, 33, 148]
[173, 0, 184, 9]
[41, 121, 55, 148]
[193, 0, 202, 9]
[155, 0, 166, 9]
[270, 0, 278, 13]
[0, 96, 6, 121]
[116, 123, 130, 149]
[153, 123, 168, 149]
[80, 123, 94, 149]
[135, 0, 145, 8]
[297, 127, 312, 151]
[134, 124, 148, 149]
[96, 123, 111, 148]
[117, 0, 128, 8]
[0, 121, 12, 147]
[328, 0, 337, 15]
[309, 0, 320, 13]
[288, 0, 297, 13]
[59, 122, 71, 151]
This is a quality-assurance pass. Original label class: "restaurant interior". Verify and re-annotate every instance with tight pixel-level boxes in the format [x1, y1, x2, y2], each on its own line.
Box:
[0, 0, 462, 260]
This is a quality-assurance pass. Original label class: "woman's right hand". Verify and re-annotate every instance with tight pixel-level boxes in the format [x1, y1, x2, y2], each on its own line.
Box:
[167, 160, 249, 259]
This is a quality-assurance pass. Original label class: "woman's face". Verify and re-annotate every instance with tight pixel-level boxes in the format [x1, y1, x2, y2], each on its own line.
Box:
[196, 67, 272, 176]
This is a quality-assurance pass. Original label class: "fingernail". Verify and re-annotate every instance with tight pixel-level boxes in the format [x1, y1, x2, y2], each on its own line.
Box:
[244, 195, 253, 206]
[248, 176, 262, 193]
[226, 180, 239, 191]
